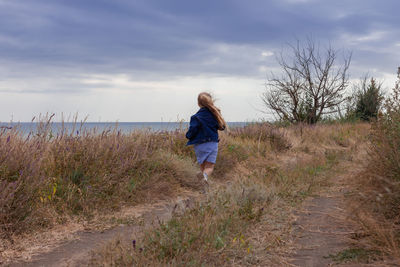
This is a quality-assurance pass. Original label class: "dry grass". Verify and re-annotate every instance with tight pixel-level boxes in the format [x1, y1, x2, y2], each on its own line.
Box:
[88, 122, 369, 266]
[349, 94, 400, 261]
[0, 118, 372, 265]
[1, 118, 277, 241]
[0, 118, 207, 239]
[89, 160, 332, 266]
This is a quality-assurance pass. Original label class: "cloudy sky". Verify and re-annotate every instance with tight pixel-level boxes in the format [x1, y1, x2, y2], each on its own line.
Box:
[0, 0, 399, 122]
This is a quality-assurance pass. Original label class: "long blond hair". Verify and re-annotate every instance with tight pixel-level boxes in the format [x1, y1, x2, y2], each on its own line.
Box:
[198, 92, 226, 130]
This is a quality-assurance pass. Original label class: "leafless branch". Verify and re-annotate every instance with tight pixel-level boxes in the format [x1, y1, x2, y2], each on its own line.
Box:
[261, 38, 351, 124]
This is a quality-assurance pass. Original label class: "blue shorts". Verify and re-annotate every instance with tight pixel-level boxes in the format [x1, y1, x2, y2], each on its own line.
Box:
[194, 142, 218, 164]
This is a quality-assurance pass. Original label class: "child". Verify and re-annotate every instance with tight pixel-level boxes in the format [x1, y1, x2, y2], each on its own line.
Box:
[186, 92, 226, 183]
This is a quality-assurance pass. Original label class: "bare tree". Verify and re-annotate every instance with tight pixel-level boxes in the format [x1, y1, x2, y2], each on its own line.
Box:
[262, 39, 352, 124]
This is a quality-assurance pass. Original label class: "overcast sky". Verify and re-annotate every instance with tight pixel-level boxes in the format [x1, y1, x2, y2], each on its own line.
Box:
[0, 0, 399, 122]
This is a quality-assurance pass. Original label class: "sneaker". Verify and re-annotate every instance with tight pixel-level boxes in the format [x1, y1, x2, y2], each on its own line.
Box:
[203, 172, 208, 183]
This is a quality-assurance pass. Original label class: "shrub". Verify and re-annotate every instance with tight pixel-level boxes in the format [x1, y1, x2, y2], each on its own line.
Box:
[346, 77, 384, 121]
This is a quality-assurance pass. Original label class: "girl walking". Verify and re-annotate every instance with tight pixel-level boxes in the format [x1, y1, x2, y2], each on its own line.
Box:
[186, 92, 226, 183]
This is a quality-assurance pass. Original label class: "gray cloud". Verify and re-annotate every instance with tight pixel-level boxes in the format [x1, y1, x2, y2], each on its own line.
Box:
[0, 0, 398, 94]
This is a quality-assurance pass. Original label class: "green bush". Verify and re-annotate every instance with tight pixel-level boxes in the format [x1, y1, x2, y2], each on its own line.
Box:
[346, 77, 384, 121]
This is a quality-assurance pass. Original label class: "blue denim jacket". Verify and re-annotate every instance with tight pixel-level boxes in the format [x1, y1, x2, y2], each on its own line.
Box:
[185, 107, 219, 145]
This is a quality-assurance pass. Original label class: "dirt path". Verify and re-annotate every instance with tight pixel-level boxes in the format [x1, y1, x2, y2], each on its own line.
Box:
[6, 194, 200, 267]
[289, 161, 384, 267]
[290, 193, 354, 266]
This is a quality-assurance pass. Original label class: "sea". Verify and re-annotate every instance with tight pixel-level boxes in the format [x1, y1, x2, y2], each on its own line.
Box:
[0, 122, 249, 135]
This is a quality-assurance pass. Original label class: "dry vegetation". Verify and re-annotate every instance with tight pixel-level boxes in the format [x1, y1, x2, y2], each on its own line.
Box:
[6, 116, 397, 265]
[0, 118, 289, 240]
[349, 84, 400, 261]
[0, 121, 194, 238]
[86, 122, 369, 266]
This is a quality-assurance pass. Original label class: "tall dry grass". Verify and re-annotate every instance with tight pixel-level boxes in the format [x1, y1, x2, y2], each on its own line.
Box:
[352, 80, 400, 259]
[1, 118, 291, 239]
[0, 118, 198, 238]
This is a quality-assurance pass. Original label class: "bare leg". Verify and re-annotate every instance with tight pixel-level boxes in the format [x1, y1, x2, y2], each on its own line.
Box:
[203, 161, 215, 177]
